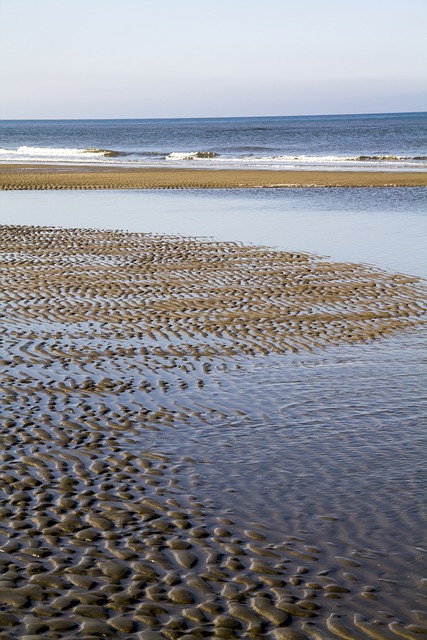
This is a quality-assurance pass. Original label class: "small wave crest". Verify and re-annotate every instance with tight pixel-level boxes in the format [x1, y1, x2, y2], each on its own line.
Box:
[166, 151, 219, 160]
[84, 148, 129, 157]
[355, 154, 409, 161]
[0, 146, 128, 159]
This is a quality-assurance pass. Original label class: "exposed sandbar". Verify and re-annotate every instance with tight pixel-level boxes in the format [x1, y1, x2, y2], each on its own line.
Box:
[2, 225, 426, 356]
[1, 163, 427, 189]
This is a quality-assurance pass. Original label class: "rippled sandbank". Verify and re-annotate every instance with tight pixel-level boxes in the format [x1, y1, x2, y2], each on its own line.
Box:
[1, 225, 426, 640]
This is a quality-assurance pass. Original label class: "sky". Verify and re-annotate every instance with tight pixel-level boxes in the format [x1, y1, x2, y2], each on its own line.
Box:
[1, 0, 426, 119]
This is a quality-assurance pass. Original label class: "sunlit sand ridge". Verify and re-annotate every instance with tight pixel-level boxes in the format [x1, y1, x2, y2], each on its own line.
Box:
[1, 165, 427, 190]
[1, 225, 426, 640]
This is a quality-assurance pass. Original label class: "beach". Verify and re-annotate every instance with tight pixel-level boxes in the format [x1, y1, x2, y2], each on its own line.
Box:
[1, 0, 426, 628]
[1, 221, 426, 640]
[1, 113, 427, 640]
[1, 164, 427, 190]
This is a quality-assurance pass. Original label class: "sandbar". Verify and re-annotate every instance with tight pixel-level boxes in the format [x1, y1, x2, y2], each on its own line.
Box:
[1, 163, 427, 189]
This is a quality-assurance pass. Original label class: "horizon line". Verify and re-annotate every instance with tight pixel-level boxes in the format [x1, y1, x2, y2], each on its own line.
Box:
[1, 110, 426, 122]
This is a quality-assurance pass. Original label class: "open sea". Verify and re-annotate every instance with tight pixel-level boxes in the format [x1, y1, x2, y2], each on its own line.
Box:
[1, 111, 427, 171]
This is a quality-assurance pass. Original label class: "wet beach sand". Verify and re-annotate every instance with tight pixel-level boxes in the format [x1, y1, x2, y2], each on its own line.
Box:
[1, 224, 426, 639]
[1, 164, 427, 190]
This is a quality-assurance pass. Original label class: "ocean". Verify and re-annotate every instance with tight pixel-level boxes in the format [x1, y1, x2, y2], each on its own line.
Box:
[1, 111, 427, 171]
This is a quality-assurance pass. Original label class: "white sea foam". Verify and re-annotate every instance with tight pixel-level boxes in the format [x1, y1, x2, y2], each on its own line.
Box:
[0, 146, 425, 171]
[0, 146, 124, 162]
[209, 153, 426, 170]
[166, 151, 218, 160]
[22, 146, 95, 157]
[217, 153, 413, 164]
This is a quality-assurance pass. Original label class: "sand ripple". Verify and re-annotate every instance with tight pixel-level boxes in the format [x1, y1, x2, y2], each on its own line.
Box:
[0, 225, 426, 639]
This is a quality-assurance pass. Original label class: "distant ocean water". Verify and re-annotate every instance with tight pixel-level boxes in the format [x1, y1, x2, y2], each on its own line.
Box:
[1, 112, 426, 171]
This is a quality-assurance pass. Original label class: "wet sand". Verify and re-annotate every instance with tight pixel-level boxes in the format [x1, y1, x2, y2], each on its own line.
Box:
[1, 225, 426, 640]
[1, 164, 427, 190]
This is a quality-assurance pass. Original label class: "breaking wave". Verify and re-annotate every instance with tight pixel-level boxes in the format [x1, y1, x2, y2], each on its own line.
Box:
[356, 154, 409, 161]
[212, 153, 427, 168]
[166, 151, 219, 160]
[239, 153, 417, 163]
[0, 145, 425, 171]
[83, 148, 129, 157]
[0, 146, 128, 160]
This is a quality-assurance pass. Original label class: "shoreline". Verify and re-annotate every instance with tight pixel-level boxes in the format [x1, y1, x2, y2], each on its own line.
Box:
[1, 163, 427, 189]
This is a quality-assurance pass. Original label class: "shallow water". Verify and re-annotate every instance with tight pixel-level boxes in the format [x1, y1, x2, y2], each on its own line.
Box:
[1, 187, 426, 278]
[1, 191, 426, 638]
[163, 333, 427, 627]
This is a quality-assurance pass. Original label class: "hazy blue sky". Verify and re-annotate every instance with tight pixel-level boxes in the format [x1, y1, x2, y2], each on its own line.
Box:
[1, 0, 426, 119]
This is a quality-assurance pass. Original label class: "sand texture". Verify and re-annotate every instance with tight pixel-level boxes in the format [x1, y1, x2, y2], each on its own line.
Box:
[1, 225, 426, 640]
[1, 164, 427, 189]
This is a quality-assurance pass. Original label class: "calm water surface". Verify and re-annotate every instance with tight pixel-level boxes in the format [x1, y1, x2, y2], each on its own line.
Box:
[2, 187, 427, 277]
